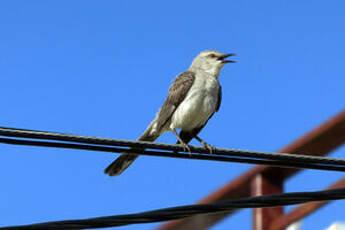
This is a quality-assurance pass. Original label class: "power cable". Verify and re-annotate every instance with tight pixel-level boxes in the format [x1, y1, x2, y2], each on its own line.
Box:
[0, 127, 345, 172]
[1, 188, 344, 230]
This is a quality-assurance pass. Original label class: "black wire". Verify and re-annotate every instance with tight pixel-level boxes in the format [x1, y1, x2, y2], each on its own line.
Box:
[1, 126, 345, 172]
[1, 137, 345, 172]
[1, 188, 345, 230]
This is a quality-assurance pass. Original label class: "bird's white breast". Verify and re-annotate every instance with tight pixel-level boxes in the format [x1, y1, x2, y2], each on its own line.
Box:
[170, 73, 220, 131]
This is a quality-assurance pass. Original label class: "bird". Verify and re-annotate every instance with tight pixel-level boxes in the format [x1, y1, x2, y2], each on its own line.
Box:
[104, 50, 235, 176]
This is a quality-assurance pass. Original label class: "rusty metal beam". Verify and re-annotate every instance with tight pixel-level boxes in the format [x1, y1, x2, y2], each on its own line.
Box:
[251, 174, 284, 230]
[157, 109, 345, 230]
[269, 177, 345, 230]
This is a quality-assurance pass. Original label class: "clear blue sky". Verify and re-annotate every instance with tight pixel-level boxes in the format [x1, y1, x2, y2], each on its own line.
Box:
[1, 1, 345, 229]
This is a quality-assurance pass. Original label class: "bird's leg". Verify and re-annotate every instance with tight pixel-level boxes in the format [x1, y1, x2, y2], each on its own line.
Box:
[172, 129, 192, 154]
[195, 136, 215, 154]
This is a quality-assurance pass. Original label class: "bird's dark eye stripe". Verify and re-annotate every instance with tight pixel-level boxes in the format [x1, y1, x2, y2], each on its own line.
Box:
[208, 54, 216, 58]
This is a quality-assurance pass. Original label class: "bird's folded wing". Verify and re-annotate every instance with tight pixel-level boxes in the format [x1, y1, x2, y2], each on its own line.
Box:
[155, 71, 195, 131]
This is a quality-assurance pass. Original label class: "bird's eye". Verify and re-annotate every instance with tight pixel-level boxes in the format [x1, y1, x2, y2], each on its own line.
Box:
[208, 53, 216, 58]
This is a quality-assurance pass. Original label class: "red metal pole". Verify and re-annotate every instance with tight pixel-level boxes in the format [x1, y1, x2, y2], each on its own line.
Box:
[251, 173, 284, 230]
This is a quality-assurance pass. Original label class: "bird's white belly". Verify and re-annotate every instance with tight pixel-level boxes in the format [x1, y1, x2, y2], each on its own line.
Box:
[170, 77, 219, 131]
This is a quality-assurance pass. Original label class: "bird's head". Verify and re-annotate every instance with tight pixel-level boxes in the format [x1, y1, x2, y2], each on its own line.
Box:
[189, 50, 235, 77]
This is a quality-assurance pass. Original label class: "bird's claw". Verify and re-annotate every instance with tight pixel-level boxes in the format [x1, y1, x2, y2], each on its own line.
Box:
[201, 142, 215, 154]
[180, 143, 192, 155]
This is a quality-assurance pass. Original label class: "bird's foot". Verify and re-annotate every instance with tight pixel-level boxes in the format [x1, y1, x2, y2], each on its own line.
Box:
[201, 141, 216, 154]
[195, 136, 215, 154]
[179, 143, 192, 155]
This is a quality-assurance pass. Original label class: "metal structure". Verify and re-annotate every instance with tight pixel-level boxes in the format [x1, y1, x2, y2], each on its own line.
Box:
[157, 110, 345, 230]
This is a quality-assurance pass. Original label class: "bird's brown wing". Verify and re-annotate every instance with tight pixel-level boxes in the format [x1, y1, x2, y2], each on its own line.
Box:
[154, 71, 195, 132]
[178, 85, 222, 144]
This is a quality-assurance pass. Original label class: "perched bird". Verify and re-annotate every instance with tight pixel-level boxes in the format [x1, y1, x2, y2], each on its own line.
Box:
[105, 50, 235, 176]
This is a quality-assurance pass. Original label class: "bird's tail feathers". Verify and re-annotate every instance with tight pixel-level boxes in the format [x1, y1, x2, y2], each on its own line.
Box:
[104, 124, 159, 176]
[104, 153, 139, 176]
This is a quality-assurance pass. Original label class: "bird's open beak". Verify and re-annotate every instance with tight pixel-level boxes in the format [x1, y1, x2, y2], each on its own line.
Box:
[218, 53, 236, 63]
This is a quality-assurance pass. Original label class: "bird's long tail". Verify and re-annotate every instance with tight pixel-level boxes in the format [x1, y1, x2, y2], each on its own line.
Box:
[104, 153, 139, 176]
[104, 124, 158, 176]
